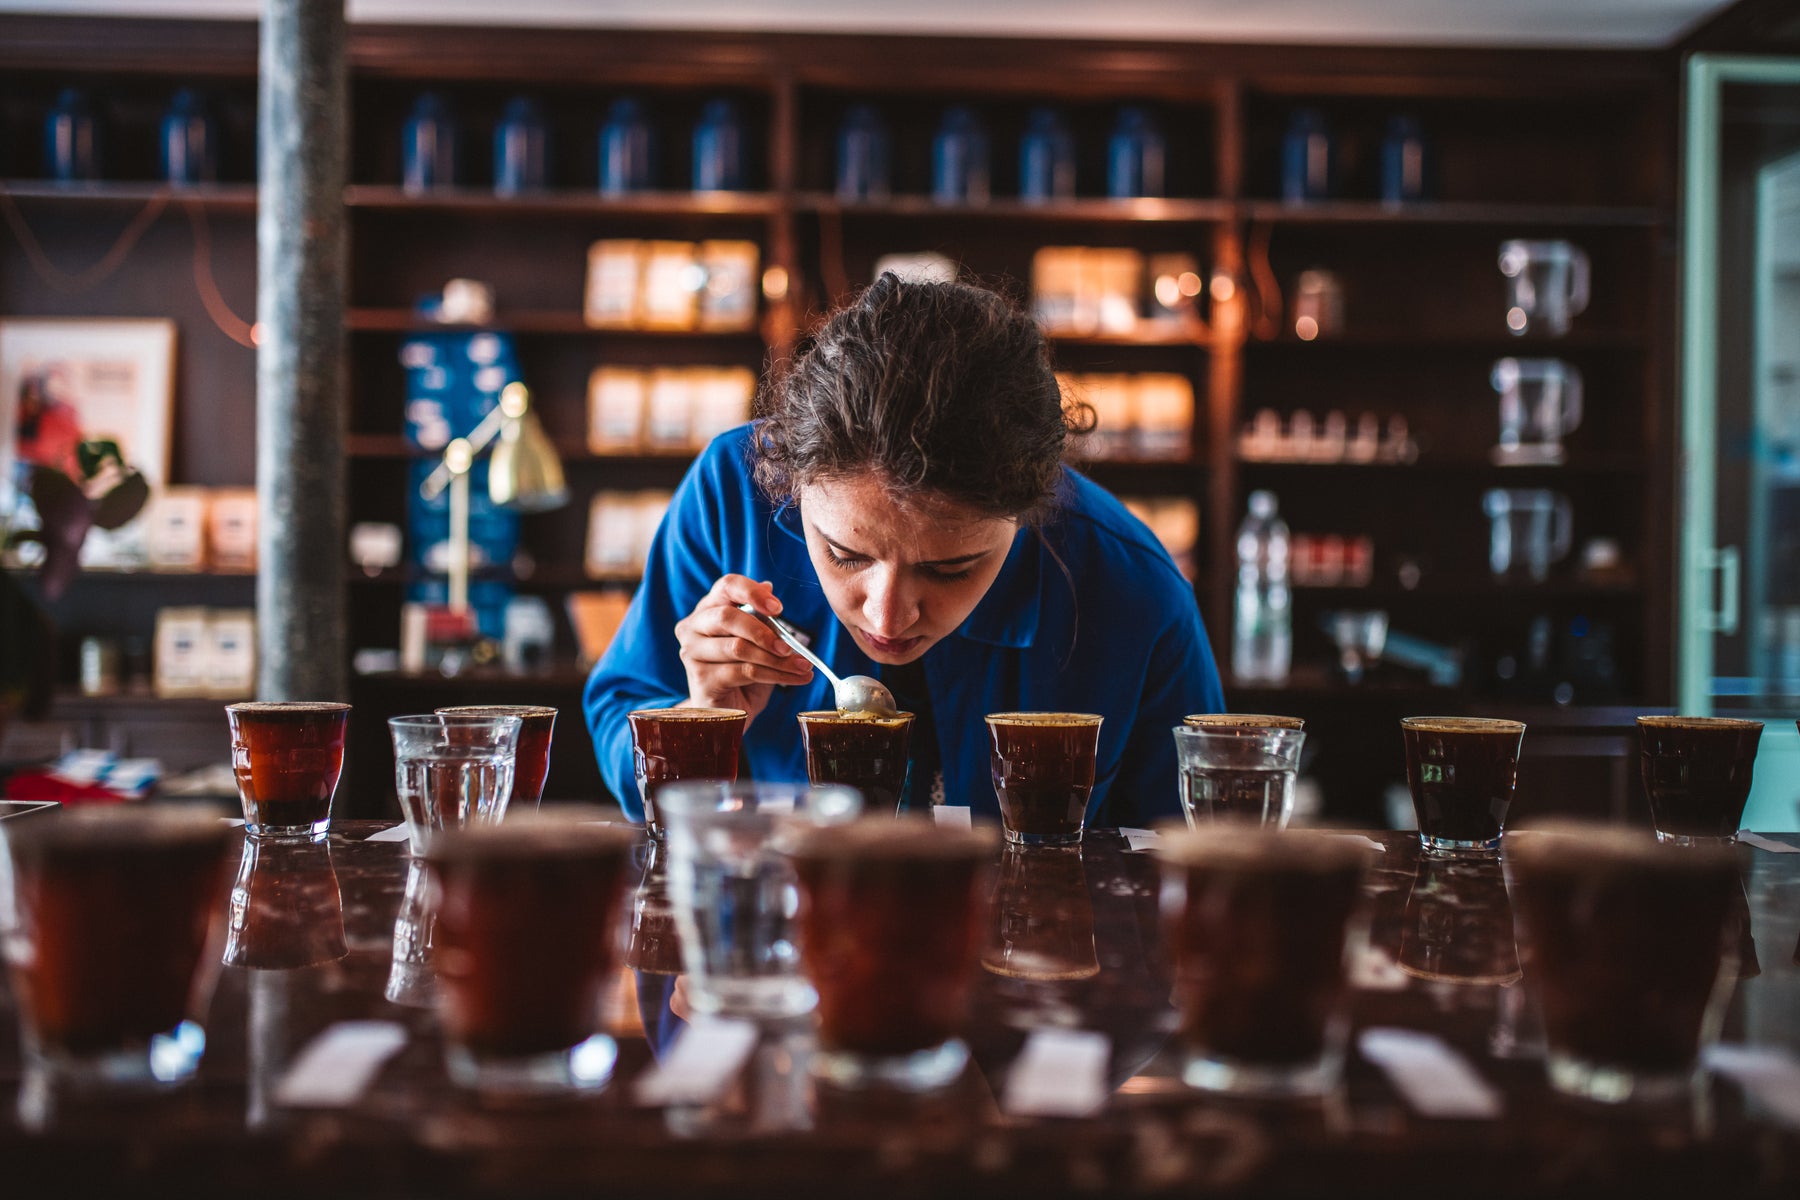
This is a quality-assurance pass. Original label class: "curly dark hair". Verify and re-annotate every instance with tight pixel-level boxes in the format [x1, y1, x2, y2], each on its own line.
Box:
[753, 273, 1093, 522]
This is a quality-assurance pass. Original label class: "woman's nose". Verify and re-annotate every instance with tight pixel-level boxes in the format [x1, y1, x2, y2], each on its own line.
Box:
[861, 571, 917, 637]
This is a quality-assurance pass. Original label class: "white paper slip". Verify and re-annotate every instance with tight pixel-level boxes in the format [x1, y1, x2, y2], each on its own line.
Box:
[1119, 827, 1160, 852]
[1737, 831, 1800, 854]
[1350, 946, 1409, 991]
[219, 817, 245, 827]
[634, 1019, 759, 1107]
[274, 1022, 408, 1108]
[366, 824, 414, 843]
[1327, 833, 1387, 853]
[1359, 1028, 1503, 1120]
[934, 805, 972, 830]
[1003, 1029, 1112, 1118]
[1706, 1044, 1800, 1128]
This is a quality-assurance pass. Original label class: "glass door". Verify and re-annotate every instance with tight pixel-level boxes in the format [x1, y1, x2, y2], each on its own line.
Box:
[1681, 55, 1800, 829]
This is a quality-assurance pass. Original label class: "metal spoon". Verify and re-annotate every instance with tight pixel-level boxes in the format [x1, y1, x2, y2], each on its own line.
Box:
[737, 604, 900, 716]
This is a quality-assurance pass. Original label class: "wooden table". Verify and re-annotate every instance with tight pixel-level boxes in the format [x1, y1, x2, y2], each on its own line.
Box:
[2, 821, 1798, 1197]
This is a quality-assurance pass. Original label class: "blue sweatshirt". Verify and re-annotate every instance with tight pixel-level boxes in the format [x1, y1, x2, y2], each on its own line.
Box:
[583, 425, 1226, 828]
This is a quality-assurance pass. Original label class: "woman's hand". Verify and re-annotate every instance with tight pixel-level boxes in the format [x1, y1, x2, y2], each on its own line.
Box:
[673, 575, 814, 722]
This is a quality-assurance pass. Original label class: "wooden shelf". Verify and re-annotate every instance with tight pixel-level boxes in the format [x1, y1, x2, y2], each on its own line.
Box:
[344, 308, 766, 338]
[59, 568, 256, 582]
[1050, 327, 1215, 348]
[345, 433, 704, 466]
[345, 185, 780, 217]
[1243, 331, 1647, 351]
[353, 666, 594, 690]
[0, 180, 258, 210]
[1241, 199, 1662, 227]
[1237, 455, 1647, 475]
[349, 566, 635, 590]
[797, 193, 1234, 223]
[1292, 580, 1641, 601]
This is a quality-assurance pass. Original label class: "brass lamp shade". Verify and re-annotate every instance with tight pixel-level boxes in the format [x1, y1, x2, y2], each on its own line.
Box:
[489, 409, 567, 512]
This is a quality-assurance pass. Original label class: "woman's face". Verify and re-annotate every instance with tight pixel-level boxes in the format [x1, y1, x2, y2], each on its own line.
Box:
[797, 474, 1018, 665]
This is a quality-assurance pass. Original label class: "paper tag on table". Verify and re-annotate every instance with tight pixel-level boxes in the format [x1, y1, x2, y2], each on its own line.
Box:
[274, 1022, 408, 1108]
[634, 1018, 759, 1107]
[1003, 1029, 1112, 1118]
[1737, 831, 1800, 854]
[1350, 946, 1409, 991]
[1359, 1028, 1503, 1120]
[367, 823, 414, 843]
[1119, 827, 1160, 852]
[934, 806, 972, 830]
[1706, 1045, 1800, 1128]
[1327, 833, 1387, 853]
[219, 817, 245, 827]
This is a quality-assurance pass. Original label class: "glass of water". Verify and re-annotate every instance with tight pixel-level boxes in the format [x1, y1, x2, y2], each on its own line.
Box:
[1174, 716, 1306, 829]
[657, 781, 861, 1020]
[388, 714, 522, 855]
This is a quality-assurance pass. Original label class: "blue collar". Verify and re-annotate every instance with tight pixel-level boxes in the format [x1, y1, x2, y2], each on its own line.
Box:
[771, 496, 1043, 651]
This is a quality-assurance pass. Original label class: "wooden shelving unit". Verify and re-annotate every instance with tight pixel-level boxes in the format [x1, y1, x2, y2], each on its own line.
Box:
[0, 15, 1678, 819]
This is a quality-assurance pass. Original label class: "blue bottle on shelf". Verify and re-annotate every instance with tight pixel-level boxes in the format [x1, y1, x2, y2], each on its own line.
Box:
[493, 96, 548, 195]
[402, 92, 458, 194]
[1281, 108, 1333, 202]
[693, 98, 747, 192]
[160, 89, 218, 185]
[1018, 107, 1075, 204]
[1379, 114, 1432, 205]
[1107, 106, 1166, 199]
[44, 87, 100, 183]
[932, 105, 990, 206]
[599, 97, 655, 194]
[835, 104, 890, 201]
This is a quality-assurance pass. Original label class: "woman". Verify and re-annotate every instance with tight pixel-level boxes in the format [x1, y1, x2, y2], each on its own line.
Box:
[584, 274, 1225, 828]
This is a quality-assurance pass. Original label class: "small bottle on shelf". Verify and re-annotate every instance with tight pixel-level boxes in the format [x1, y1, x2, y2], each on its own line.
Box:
[1234, 490, 1292, 684]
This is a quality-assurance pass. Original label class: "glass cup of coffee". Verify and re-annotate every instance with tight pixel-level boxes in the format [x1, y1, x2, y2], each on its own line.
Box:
[1505, 822, 1741, 1103]
[1636, 715, 1764, 846]
[437, 704, 557, 811]
[626, 838, 683, 975]
[1400, 717, 1526, 857]
[627, 707, 748, 838]
[425, 809, 639, 1093]
[1157, 826, 1368, 1097]
[787, 816, 998, 1090]
[1175, 715, 1307, 829]
[222, 836, 348, 970]
[3, 806, 233, 1088]
[982, 843, 1099, 981]
[658, 781, 862, 1019]
[985, 712, 1104, 847]
[389, 713, 522, 855]
[798, 710, 914, 814]
[226, 701, 351, 841]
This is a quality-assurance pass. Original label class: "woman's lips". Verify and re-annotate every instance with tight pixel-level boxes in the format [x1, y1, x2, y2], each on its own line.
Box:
[860, 631, 922, 656]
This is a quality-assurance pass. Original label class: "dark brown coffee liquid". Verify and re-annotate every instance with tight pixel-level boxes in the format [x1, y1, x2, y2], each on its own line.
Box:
[628, 708, 746, 833]
[799, 712, 912, 815]
[1512, 840, 1737, 1072]
[10, 827, 229, 1053]
[228, 703, 349, 831]
[430, 836, 635, 1057]
[1401, 719, 1523, 846]
[1638, 718, 1762, 840]
[987, 716, 1101, 840]
[1166, 856, 1362, 1064]
[791, 826, 993, 1057]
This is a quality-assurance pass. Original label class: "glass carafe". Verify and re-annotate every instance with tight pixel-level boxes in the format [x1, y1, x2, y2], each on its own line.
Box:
[1491, 358, 1584, 464]
[1499, 240, 1590, 336]
[1482, 489, 1573, 582]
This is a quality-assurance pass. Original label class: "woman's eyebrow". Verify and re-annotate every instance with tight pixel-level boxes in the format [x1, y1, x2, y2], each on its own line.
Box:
[816, 525, 992, 568]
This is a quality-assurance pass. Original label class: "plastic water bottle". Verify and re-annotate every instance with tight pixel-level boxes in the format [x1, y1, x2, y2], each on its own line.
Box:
[1233, 491, 1292, 683]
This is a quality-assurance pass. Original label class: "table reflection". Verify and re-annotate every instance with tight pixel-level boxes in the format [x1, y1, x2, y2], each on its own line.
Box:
[627, 840, 683, 976]
[224, 836, 348, 970]
[982, 846, 1099, 982]
[386, 859, 436, 1008]
[1396, 857, 1521, 985]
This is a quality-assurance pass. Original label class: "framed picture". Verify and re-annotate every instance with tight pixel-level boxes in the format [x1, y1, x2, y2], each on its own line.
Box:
[0, 318, 177, 491]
